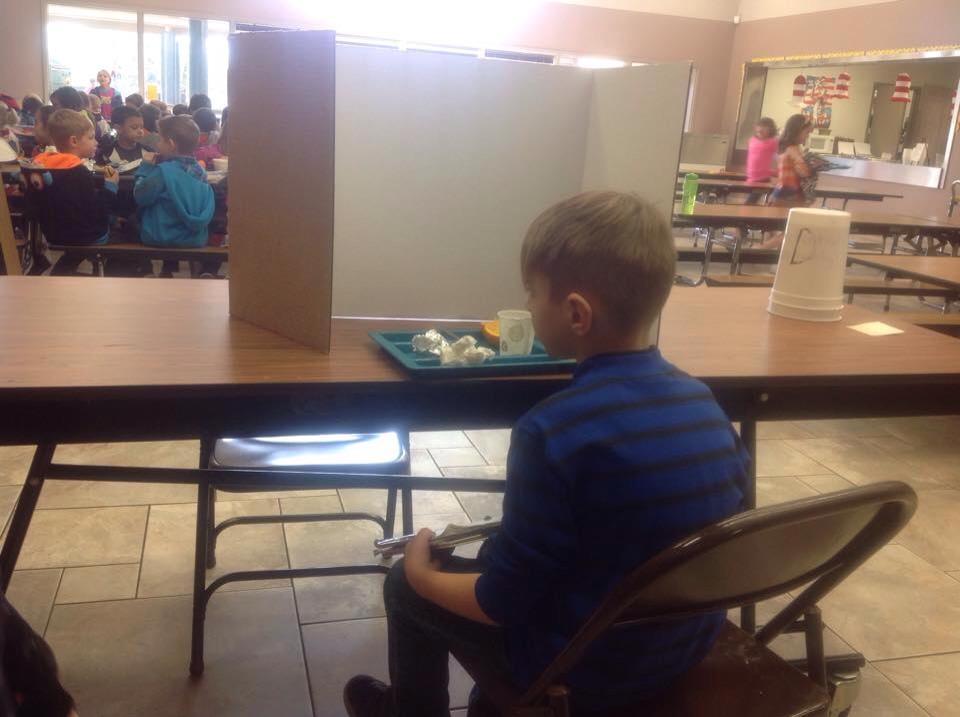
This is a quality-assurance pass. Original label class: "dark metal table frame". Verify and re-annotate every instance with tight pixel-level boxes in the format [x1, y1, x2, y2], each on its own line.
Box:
[3, 372, 959, 677]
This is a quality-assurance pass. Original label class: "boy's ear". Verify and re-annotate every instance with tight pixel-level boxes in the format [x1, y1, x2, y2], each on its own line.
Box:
[564, 292, 593, 337]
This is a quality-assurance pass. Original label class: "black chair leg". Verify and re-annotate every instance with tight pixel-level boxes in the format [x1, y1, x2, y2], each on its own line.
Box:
[804, 606, 828, 688]
[190, 477, 211, 677]
[384, 488, 398, 539]
[199, 438, 217, 569]
[0, 444, 55, 591]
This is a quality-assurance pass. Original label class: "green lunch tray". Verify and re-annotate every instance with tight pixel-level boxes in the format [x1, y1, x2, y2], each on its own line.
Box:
[369, 329, 576, 378]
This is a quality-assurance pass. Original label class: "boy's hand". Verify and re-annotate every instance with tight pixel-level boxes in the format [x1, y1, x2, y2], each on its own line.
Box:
[141, 150, 156, 164]
[404, 528, 437, 576]
[103, 166, 119, 185]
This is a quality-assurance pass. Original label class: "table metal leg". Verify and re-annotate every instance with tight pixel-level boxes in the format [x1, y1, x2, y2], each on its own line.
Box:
[0, 444, 55, 591]
[739, 420, 757, 634]
[190, 477, 211, 677]
[729, 230, 743, 277]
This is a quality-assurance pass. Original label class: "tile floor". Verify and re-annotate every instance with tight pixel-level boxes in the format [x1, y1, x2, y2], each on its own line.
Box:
[4, 417, 960, 716]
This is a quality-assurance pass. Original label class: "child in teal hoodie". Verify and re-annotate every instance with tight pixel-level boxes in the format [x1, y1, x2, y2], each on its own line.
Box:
[134, 115, 214, 248]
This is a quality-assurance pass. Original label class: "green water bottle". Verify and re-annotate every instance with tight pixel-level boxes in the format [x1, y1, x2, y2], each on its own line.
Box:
[681, 172, 699, 215]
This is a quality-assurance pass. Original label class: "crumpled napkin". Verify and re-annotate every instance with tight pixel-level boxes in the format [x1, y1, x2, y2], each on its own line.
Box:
[411, 330, 496, 366]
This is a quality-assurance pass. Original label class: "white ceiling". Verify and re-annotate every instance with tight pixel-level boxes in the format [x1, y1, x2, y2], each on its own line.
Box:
[554, 0, 899, 22]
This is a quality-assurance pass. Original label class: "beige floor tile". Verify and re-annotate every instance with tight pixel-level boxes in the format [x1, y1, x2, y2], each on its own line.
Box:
[863, 437, 960, 489]
[410, 431, 472, 449]
[339, 487, 464, 518]
[6, 568, 62, 634]
[302, 617, 473, 714]
[0, 445, 33, 485]
[218, 487, 338, 500]
[56, 563, 140, 604]
[294, 573, 388, 624]
[53, 440, 202, 468]
[45, 588, 312, 717]
[948, 571, 960, 583]
[894, 490, 960, 572]
[285, 518, 383, 569]
[875, 653, 960, 716]
[757, 421, 816, 440]
[798, 474, 856, 494]
[876, 415, 960, 447]
[464, 429, 512, 465]
[18, 505, 147, 569]
[850, 663, 930, 716]
[756, 440, 828, 477]
[756, 476, 819, 507]
[793, 418, 894, 439]
[786, 438, 948, 490]
[411, 448, 442, 477]
[820, 545, 960, 660]
[38, 479, 198, 509]
[430, 446, 487, 468]
[0, 484, 22, 533]
[138, 500, 289, 598]
[455, 491, 504, 523]
[441, 465, 506, 522]
[279, 494, 344, 515]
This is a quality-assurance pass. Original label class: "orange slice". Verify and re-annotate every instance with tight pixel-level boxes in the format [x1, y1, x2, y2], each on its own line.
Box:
[481, 320, 499, 345]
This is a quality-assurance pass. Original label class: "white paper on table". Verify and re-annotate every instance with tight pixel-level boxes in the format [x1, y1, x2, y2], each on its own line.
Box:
[849, 321, 904, 337]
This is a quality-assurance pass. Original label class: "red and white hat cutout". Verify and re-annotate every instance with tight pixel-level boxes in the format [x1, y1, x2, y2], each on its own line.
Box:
[834, 72, 850, 100]
[793, 74, 807, 99]
[891, 73, 911, 102]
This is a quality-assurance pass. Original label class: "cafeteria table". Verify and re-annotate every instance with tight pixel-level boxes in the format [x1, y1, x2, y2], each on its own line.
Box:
[685, 178, 903, 209]
[3, 277, 960, 674]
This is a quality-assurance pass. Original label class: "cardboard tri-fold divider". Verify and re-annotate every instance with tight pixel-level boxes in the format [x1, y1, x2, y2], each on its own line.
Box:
[227, 30, 336, 351]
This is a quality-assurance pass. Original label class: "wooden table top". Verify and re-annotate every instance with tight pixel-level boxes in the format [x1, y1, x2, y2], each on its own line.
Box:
[673, 203, 960, 235]
[2, 277, 960, 396]
[847, 255, 960, 290]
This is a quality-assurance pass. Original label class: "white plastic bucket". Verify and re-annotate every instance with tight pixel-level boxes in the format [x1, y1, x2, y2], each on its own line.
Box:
[768, 208, 851, 322]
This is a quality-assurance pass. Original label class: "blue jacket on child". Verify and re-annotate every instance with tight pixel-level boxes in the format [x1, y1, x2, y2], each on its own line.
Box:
[134, 156, 214, 247]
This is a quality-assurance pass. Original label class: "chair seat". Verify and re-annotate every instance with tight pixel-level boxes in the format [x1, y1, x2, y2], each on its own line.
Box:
[211, 432, 406, 471]
[456, 621, 830, 717]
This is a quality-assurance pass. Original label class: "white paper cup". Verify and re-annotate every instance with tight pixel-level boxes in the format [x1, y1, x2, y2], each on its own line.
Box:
[768, 208, 851, 322]
[212, 157, 229, 171]
[497, 310, 535, 356]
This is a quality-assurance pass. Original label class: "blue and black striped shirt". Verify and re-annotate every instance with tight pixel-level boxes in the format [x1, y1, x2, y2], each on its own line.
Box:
[475, 348, 749, 705]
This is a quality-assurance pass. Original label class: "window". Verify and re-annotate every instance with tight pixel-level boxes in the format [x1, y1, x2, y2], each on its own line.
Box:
[46, 5, 139, 99]
[45, 3, 229, 110]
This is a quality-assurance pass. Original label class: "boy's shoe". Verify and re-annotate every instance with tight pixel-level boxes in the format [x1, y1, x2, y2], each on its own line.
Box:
[343, 675, 393, 717]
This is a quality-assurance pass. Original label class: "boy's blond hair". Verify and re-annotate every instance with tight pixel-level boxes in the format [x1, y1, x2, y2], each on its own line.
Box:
[521, 191, 676, 331]
[47, 109, 93, 151]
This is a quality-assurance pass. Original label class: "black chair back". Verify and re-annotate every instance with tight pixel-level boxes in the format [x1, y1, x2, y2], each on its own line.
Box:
[520, 481, 916, 704]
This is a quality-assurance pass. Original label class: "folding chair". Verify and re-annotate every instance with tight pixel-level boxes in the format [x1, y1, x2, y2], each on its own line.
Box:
[455, 481, 916, 716]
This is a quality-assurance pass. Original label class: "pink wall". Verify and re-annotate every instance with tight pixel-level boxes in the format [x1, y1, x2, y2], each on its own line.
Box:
[723, 0, 960, 216]
[0, 0, 734, 135]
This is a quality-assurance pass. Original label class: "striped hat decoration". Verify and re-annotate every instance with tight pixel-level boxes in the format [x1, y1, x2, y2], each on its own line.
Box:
[891, 73, 911, 102]
[793, 74, 808, 98]
[834, 71, 851, 100]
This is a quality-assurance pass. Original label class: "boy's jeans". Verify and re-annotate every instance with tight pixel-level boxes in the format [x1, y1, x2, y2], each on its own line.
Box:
[384, 556, 512, 717]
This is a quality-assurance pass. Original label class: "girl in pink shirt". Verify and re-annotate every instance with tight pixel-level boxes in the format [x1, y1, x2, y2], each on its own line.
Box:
[746, 117, 778, 184]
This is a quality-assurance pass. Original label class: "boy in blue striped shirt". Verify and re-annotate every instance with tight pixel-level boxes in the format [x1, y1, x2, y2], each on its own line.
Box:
[345, 191, 750, 716]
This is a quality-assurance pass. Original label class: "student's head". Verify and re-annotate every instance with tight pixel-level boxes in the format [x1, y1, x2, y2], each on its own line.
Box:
[21, 94, 43, 116]
[47, 109, 96, 158]
[188, 93, 212, 113]
[192, 107, 218, 133]
[158, 114, 200, 156]
[125, 93, 144, 109]
[140, 103, 161, 133]
[50, 86, 83, 111]
[86, 93, 103, 113]
[755, 117, 777, 140]
[34, 105, 55, 144]
[172, 103, 190, 116]
[520, 191, 675, 359]
[780, 113, 813, 153]
[111, 105, 144, 146]
[96, 69, 112, 87]
[149, 99, 170, 116]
